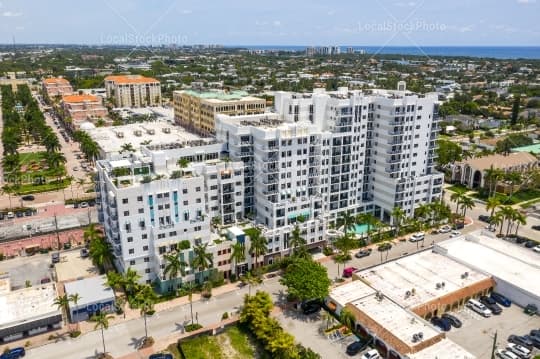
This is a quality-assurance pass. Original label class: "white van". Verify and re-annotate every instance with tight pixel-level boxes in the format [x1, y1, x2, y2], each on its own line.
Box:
[466, 299, 492, 317]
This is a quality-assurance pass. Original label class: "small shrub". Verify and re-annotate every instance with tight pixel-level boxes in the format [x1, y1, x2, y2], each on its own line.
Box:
[222, 312, 229, 320]
[69, 330, 81, 338]
[322, 246, 334, 256]
[48, 335, 55, 341]
[24, 341, 31, 347]
[229, 273, 237, 282]
[185, 323, 203, 332]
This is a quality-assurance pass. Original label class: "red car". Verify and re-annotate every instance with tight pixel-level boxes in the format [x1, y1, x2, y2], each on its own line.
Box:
[342, 267, 357, 278]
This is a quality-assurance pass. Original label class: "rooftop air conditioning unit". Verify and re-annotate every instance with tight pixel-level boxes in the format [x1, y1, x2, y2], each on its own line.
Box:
[147, 129, 155, 135]
[134, 130, 142, 137]
[116, 131, 124, 138]
[162, 127, 171, 134]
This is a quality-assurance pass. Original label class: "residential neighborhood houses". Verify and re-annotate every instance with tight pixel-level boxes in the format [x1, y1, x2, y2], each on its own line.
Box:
[0, 44, 539, 359]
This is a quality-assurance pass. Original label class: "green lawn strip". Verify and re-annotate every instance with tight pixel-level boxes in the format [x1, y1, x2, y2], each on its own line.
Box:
[226, 325, 255, 358]
[446, 184, 468, 193]
[180, 334, 223, 359]
[8, 178, 71, 195]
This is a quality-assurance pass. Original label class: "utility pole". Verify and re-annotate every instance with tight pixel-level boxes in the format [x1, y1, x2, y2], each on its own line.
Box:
[54, 214, 60, 249]
[491, 331, 497, 359]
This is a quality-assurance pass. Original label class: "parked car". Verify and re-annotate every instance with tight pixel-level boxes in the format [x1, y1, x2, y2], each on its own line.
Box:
[466, 299, 492, 317]
[346, 340, 368, 356]
[6, 211, 14, 219]
[377, 242, 392, 251]
[508, 335, 533, 350]
[80, 248, 89, 258]
[51, 252, 60, 264]
[496, 349, 519, 359]
[301, 299, 321, 315]
[532, 225, 540, 231]
[525, 334, 540, 349]
[533, 245, 540, 253]
[0, 347, 25, 359]
[438, 225, 451, 233]
[453, 221, 465, 230]
[342, 267, 357, 278]
[15, 211, 23, 218]
[524, 304, 538, 316]
[524, 241, 537, 248]
[409, 232, 425, 242]
[361, 349, 381, 359]
[515, 236, 528, 244]
[480, 296, 502, 315]
[148, 354, 173, 359]
[441, 313, 462, 328]
[40, 277, 51, 284]
[449, 230, 461, 238]
[355, 248, 372, 258]
[478, 215, 491, 223]
[490, 292, 512, 307]
[506, 342, 531, 359]
[430, 316, 451, 331]
[21, 195, 35, 201]
[530, 329, 540, 337]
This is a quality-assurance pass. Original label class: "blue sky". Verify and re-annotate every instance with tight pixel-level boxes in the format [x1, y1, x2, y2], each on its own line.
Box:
[0, 0, 538, 46]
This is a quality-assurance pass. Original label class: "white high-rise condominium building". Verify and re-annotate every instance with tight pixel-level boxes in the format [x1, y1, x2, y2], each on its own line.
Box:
[216, 86, 443, 259]
[95, 140, 245, 291]
[105, 75, 161, 108]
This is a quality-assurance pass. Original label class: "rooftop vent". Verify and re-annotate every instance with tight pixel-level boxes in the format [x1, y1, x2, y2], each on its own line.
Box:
[134, 130, 142, 137]
[162, 127, 171, 134]
[116, 131, 124, 138]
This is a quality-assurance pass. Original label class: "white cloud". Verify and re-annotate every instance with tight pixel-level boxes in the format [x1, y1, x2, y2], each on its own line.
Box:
[2, 11, 22, 17]
[517, 0, 536, 4]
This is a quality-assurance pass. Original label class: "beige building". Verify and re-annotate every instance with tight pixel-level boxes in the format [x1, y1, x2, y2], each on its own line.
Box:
[104, 75, 161, 108]
[451, 152, 538, 190]
[173, 90, 265, 135]
[42, 77, 73, 98]
[61, 94, 108, 129]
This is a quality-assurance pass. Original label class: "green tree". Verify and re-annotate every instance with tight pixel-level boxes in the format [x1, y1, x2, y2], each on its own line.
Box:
[436, 139, 463, 167]
[485, 196, 501, 219]
[460, 196, 475, 218]
[289, 225, 307, 255]
[450, 189, 467, 215]
[391, 206, 406, 236]
[192, 243, 213, 284]
[123, 267, 141, 296]
[231, 242, 246, 276]
[337, 210, 356, 234]
[339, 308, 356, 330]
[91, 312, 114, 356]
[511, 95, 520, 125]
[163, 253, 188, 292]
[53, 294, 70, 324]
[246, 227, 267, 270]
[280, 258, 331, 301]
[134, 285, 157, 340]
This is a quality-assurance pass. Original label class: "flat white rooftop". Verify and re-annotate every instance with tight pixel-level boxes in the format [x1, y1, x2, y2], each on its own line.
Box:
[349, 294, 440, 348]
[85, 120, 208, 155]
[355, 250, 489, 309]
[409, 338, 476, 359]
[0, 284, 60, 329]
[328, 280, 376, 307]
[64, 276, 114, 308]
[436, 232, 540, 299]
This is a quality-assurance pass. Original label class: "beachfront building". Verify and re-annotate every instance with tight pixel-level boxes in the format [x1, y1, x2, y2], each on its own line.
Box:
[105, 75, 161, 108]
[173, 90, 266, 136]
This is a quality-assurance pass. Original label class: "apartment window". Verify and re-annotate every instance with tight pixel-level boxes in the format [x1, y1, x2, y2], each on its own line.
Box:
[169, 231, 177, 236]
[183, 200, 188, 205]
[138, 208, 144, 214]
[130, 260, 136, 265]
[183, 189, 188, 194]
[196, 187, 201, 192]
[127, 237, 133, 243]
[123, 211, 130, 216]
[122, 198, 129, 204]
[144, 257, 150, 262]
[142, 234, 148, 239]
[137, 196, 143, 201]
[129, 249, 134, 254]
[145, 269, 151, 274]
[196, 198, 201, 203]
[143, 245, 149, 251]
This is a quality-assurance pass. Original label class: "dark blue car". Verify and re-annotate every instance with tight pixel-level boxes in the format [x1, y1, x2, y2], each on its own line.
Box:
[490, 292, 512, 307]
[0, 347, 25, 359]
[430, 316, 451, 331]
[148, 354, 173, 359]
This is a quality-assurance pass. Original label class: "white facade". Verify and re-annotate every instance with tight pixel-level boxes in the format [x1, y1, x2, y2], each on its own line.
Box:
[96, 143, 244, 290]
[105, 75, 161, 108]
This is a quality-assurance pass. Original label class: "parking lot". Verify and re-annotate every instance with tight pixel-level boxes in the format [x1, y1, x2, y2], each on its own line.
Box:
[0, 252, 53, 289]
[54, 248, 98, 282]
[447, 304, 540, 357]
[276, 309, 360, 359]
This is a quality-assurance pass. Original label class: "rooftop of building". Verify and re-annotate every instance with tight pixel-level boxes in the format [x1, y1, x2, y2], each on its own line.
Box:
[512, 142, 540, 154]
[43, 77, 70, 85]
[355, 250, 489, 309]
[328, 280, 376, 307]
[62, 94, 101, 103]
[348, 291, 441, 349]
[0, 283, 60, 329]
[105, 74, 159, 84]
[409, 338, 476, 359]
[436, 231, 540, 298]
[454, 151, 537, 171]
[64, 276, 114, 308]
[84, 120, 213, 154]
[177, 89, 264, 103]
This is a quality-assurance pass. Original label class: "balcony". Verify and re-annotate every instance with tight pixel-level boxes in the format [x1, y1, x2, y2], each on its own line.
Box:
[388, 130, 404, 136]
[385, 166, 400, 173]
[387, 157, 401, 164]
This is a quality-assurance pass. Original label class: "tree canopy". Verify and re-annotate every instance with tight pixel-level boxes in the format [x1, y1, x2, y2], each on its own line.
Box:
[280, 258, 331, 301]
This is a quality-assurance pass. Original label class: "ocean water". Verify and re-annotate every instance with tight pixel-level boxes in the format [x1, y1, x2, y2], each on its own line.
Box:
[230, 45, 540, 60]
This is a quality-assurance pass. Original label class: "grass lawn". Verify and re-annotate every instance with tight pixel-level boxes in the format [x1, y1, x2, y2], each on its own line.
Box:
[472, 188, 540, 205]
[5, 178, 71, 195]
[167, 324, 259, 359]
[446, 184, 468, 193]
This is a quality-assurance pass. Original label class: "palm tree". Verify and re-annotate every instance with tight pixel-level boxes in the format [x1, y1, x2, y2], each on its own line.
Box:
[485, 196, 501, 220]
[335, 234, 355, 269]
[240, 271, 262, 296]
[177, 158, 190, 168]
[230, 242, 246, 276]
[505, 171, 522, 197]
[88, 236, 113, 272]
[134, 285, 157, 340]
[460, 196, 475, 218]
[105, 271, 124, 291]
[391, 206, 406, 236]
[119, 142, 135, 154]
[339, 308, 356, 330]
[356, 212, 376, 243]
[53, 295, 70, 324]
[496, 206, 516, 237]
[337, 210, 356, 234]
[289, 225, 306, 255]
[192, 243, 213, 284]
[450, 189, 467, 215]
[163, 253, 188, 293]
[247, 228, 267, 270]
[333, 253, 347, 278]
[123, 267, 142, 296]
[91, 312, 114, 356]
[513, 211, 527, 236]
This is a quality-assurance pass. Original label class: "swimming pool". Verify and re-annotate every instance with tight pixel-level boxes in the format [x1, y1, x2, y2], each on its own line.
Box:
[352, 224, 369, 235]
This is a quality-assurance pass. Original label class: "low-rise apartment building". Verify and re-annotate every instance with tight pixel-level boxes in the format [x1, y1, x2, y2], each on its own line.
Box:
[105, 75, 161, 108]
[62, 94, 108, 129]
[42, 77, 73, 98]
[173, 90, 266, 136]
